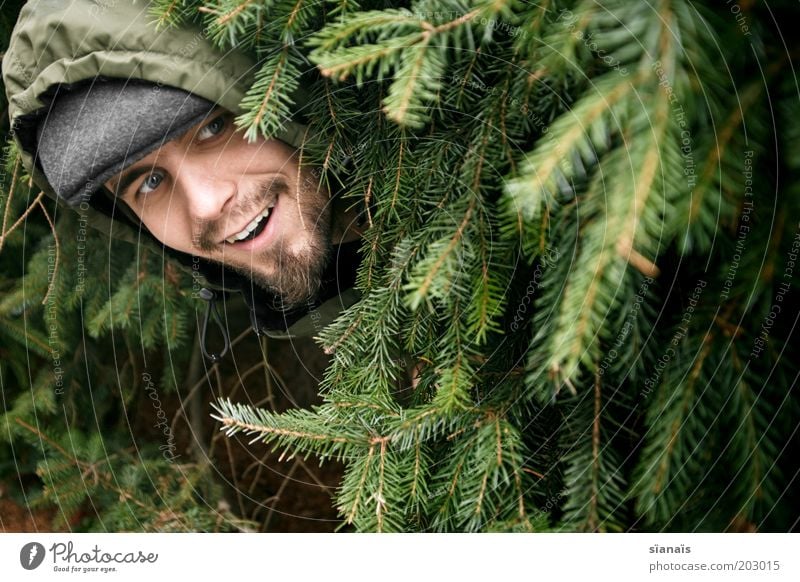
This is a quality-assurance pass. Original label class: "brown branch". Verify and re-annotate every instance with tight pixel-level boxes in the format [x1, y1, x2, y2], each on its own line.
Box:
[286, 0, 304, 30]
[323, 308, 365, 354]
[155, 0, 182, 27]
[375, 438, 387, 532]
[249, 49, 288, 135]
[37, 198, 60, 306]
[207, 0, 257, 26]
[521, 467, 545, 479]
[15, 418, 71, 458]
[218, 417, 353, 444]
[389, 138, 405, 211]
[347, 443, 374, 523]
[0, 155, 22, 254]
[364, 176, 374, 228]
[0, 190, 45, 247]
[295, 124, 312, 231]
[262, 460, 299, 531]
[474, 469, 490, 515]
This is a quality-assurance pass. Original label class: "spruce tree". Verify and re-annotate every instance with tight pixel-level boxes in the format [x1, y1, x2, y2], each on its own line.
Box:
[1, 0, 798, 532]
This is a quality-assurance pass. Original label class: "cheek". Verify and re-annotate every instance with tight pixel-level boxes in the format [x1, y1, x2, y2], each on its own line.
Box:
[139, 206, 195, 253]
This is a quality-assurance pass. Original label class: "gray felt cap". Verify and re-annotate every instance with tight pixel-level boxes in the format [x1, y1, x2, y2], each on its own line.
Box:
[35, 79, 216, 206]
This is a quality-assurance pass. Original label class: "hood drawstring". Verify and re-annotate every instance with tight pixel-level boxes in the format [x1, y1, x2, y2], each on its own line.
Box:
[198, 288, 230, 363]
[248, 305, 263, 338]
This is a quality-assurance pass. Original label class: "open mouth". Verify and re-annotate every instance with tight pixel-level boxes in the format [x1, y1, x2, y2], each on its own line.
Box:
[224, 201, 276, 245]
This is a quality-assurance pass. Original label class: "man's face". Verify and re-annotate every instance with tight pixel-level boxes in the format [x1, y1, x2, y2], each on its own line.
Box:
[106, 109, 332, 309]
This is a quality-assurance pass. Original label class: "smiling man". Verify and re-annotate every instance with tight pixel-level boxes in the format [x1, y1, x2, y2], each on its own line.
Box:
[3, 1, 364, 346]
[109, 113, 336, 309]
[91, 97, 358, 311]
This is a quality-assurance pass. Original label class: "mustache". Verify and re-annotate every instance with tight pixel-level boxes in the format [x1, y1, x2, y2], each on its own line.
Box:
[193, 177, 289, 252]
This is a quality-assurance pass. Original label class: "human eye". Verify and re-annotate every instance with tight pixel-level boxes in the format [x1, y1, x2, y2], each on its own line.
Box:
[196, 114, 227, 142]
[137, 170, 165, 196]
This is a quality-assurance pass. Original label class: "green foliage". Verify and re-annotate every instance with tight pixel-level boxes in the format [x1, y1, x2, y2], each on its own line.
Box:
[0, 155, 219, 529]
[147, 0, 201, 29]
[2, 0, 797, 533]
[25, 422, 251, 531]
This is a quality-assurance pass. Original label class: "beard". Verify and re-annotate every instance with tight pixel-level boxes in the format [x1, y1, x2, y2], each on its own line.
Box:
[195, 175, 333, 311]
[233, 214, 332, 311]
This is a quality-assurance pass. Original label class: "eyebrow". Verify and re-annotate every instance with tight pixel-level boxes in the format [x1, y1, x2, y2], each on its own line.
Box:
[113, 166, 152, 198]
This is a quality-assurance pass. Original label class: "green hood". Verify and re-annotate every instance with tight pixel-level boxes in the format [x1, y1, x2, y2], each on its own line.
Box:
[2, 0, 359, 340]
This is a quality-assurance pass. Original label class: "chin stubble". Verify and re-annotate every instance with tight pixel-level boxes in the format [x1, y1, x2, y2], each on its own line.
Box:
[197, 176, 334, 310]
[246, 222, 332, 311]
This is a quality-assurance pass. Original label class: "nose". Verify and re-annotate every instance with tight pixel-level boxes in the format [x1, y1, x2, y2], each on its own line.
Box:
[177, 158, 237, 222]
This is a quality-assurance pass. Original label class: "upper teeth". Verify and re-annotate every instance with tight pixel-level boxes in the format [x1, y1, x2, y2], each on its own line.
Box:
[226, 205, 273, 244]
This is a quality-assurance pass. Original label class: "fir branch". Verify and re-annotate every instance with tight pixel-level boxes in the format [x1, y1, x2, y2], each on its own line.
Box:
[405, 197, 475, 310]
[148, 0, 200, 29]
[345, 441, 374, 524]
[631, 334, 714, 526]
[308, 5, 487, 127]
[0, 315, 51, 358]
[212, 399, 366, 460]
[237, 48, 300, 142]
[504, 72, 641, 221]
[213, 0, 259, 27]
[16, 418, 152, 512]
[681, 77, 767, 253]
[2, 0, 796, 535]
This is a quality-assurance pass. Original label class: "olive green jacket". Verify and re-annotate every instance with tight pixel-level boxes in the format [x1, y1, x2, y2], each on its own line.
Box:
[2, 0, 360, 341]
